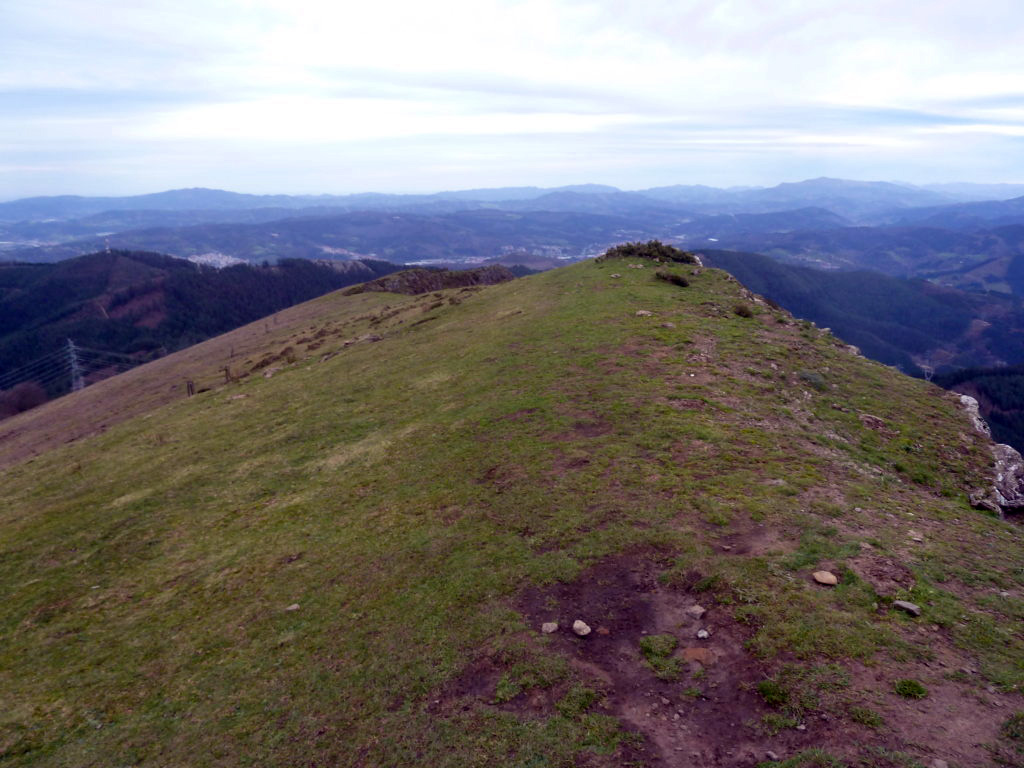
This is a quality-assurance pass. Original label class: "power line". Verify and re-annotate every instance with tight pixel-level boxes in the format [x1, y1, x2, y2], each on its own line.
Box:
[0, 349, 70, 387]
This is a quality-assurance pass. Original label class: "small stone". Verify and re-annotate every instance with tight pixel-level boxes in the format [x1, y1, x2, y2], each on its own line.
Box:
[930, 760, 949, 768]
[661, 322, 676, 328]
[696, 629, 710, 639]
[766, 751, 779, 761]
[541, 621, 559, 634]
[572, 619, 592, 636]
[686, 605, 707, 620]
[893, 600, 922, 617]
[796, 724, 806, 731]
[1000, 591, 1011, 598]
[636, 310, 654, 317]
[908, 530, 924, 542]
[813, 570, 838, 586]
[610, 274, 622, 278]
[285, 603, 300, 611]
[660, 697, 671, 705]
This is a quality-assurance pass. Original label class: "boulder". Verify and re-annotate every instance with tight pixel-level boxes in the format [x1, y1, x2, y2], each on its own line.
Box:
[541, 622, 558, 634]
[572, 619, 592, 636]
[959, 394, 991, 437]
[812, 571, 838, 586]
[893, 600, 922, 617]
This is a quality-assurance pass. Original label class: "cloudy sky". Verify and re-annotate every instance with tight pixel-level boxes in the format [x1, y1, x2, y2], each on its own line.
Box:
[3, 0, 1024, 198]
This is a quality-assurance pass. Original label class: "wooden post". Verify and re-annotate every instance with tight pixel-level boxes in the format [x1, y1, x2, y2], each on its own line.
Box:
[186, 380, 195, 397]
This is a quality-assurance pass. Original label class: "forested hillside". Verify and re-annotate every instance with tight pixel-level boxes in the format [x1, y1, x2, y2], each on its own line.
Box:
[0, 250, 401, 397]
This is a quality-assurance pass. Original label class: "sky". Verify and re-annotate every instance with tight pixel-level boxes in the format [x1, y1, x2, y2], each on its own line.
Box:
[2, 0, 1024, 199]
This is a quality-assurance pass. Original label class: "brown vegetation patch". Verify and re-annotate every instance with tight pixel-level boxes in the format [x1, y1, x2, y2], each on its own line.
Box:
[513, 555, 793, 766]
[847, 554, 915, 598]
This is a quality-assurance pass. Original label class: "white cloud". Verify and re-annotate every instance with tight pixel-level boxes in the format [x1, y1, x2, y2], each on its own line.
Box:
[1, 0, 1023, 195]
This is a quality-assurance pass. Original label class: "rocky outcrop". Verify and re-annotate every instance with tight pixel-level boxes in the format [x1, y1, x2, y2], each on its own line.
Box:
[342, 265, 515, 296]
[960, 394, 1024, 514]
[959, 394, 991, 437]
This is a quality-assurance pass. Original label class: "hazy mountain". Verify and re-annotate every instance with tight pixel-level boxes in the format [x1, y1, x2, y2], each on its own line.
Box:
[4, 209, 671, 265]
[878, 195, 1024, 230]
[920, 182, 1024, 201]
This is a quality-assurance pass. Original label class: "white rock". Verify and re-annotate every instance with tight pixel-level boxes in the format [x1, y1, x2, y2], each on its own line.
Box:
[686, 605, 707, 620]
[893, 600, 922, 617]
[696, 629, 710, 639]
[812, 571, 838, 586]
[285, 603, 300, 611]
[636, 310, 654, 317]
[541, 621, 559, 634]
[572, 619, 592, 636]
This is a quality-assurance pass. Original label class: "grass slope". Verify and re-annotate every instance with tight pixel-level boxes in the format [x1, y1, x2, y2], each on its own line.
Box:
[2, 258, 1024, 767]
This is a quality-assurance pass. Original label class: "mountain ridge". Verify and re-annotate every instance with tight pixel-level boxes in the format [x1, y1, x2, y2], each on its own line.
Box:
[2, 254, 1024, 766]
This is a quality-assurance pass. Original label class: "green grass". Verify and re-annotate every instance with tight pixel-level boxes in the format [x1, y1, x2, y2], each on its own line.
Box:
[0, 257, 1019, 765]
[638, 634, 682, 681]
[893, 679, 929, 699]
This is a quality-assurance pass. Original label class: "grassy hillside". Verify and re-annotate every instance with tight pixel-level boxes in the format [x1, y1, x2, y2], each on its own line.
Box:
[2, 257, 1024, 767]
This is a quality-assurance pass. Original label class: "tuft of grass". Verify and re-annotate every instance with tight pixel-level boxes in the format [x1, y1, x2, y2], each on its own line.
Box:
[759, 748, 847, 767]
[1001, 711, 1024, 742]
[798, 369, 827, 391]
[893, 679, 928, 699]
[639, 634, 682, 681]
[848, 705, 884, 728]
[733, 302, 754, 318]
[555, 685, 600, 718]
[655, 269, 690, 288]
[757, 678, 789, 707]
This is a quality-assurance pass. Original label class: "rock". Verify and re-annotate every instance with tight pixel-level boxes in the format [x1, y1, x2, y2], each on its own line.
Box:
[930, 760, 949, 768]
[572, 619, 592, 636]
[893, 600, 922, 617]
[686, 605, 707, 620]
[960, 394, 991, 436]
[661, 322, 676, 328]
[992, 443, 1024, 511]
[858, 413, 888, 430]
[285, 603, 300, 611]
[596, 626, 610, 635]
[610, 274, 622, 278]
[812, 571, 838, 586]
[541, 621, 558, 634]
[908, 530, 924, 542]
[766, 751, 779, 761]
[635, 310, 654, 317]
[959, 395, 1024, 514]
[796, 724, 806, 731]
[682, 647, 718, 665]
[660, 697, 670, 705]
[696, 629, 710, 639]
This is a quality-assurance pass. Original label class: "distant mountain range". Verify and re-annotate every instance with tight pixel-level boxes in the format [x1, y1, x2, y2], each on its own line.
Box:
[7, 179, 1024, 298]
